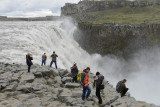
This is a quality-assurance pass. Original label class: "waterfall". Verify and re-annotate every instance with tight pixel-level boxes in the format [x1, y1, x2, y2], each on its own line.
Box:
[0, 20, 160, 105]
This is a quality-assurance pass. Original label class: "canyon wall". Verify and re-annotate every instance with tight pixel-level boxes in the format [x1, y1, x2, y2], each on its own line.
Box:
[74, 22, 160, 57]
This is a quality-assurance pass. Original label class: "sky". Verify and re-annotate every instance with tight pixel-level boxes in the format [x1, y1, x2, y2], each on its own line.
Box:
[0, 0, 80, 17]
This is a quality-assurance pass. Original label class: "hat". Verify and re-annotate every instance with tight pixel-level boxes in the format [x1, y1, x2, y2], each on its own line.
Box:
[74, 62, 77, 66]
[96, 72, 100, 75]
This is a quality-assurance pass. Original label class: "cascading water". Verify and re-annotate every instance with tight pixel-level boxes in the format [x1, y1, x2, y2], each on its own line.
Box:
[0, 20, 160, 105]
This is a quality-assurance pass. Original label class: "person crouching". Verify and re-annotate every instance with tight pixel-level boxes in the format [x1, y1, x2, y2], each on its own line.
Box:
[116, 79, 129, 97]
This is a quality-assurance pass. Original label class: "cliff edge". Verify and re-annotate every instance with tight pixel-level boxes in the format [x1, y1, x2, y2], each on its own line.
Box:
[0, 63, 159, 107]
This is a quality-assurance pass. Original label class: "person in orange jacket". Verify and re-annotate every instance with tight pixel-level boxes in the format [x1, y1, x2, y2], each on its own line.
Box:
[81, 67, 91, 100]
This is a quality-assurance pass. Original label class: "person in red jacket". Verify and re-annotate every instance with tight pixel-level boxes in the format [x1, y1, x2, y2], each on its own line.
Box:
[81, 67, 91, 100]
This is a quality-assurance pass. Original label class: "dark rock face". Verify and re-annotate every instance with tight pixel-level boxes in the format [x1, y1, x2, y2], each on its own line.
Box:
[74, 22, 160, 57]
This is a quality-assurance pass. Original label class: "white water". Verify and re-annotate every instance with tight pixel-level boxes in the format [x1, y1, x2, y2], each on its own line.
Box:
[0, 20, 160, 105]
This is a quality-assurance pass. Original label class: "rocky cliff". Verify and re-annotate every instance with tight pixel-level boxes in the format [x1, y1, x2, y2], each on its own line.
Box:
[73, 22, 160, 57]
[61, 0, 160, 16]
[0, 63, 159, 107]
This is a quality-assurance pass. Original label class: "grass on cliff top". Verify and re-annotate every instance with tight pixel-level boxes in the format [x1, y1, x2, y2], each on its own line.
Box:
[81, 6, 160, 24]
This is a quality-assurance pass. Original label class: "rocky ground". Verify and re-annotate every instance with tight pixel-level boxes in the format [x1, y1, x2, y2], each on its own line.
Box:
[0, 63, 159, 107]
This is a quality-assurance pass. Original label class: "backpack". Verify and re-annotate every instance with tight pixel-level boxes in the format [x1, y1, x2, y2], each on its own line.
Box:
[116, 81, 122, 90]
[77, 71, 82, 82]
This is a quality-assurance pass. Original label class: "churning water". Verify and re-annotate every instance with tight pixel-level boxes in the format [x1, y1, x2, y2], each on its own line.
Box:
[0, 20, 160, 105]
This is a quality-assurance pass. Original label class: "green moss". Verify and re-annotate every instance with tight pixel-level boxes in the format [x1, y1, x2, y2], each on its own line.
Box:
[75, 6, 160, 24]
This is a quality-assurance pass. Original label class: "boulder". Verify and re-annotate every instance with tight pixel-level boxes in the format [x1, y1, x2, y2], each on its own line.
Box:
[23, 97, 42, 107]
[20, 73, 35, 84]
[35, 67, 58, 77]
[58, 69, 68, 77]
[72, 90, 82, 98]
[0, 83, 8, 89]
[0, 79, 9, 89]
[4, 83, 18, 92]
[54, 76, 62, 86]
[63, 72, 72, 77]
[17, 83, 34, 93]
[72, 98, 85, 106]
[0, 98, 25, 107]
[84, 101, 94, 107]
[33, 71, 42, 78]
[11, 76, 19, 82]
[6, 91, 22, 96]
[58, 88, 72, 102]
[62, 77, 72, 84]
[102, 96, 119, 106]
[65, 83, 81, 88]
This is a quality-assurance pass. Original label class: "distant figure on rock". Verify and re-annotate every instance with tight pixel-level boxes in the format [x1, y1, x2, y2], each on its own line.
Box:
[94, 72, 104, 105]
[116, 79, 129, 97]
[26, 53, 33, 73]
[71, 62, 78, 83]
[41, 53, 47, 66]
[50, 51, 58, 69]
[81, 67, 91, 100]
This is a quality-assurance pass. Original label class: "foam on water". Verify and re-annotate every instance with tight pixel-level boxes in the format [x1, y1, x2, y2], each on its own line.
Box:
[0, 20, 160, 105]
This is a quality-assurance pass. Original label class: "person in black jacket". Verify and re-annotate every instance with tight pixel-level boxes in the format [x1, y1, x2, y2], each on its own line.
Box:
[26, 53, 33, 73]
[94, 72, 104, 105]
[71, 62, 78, 82]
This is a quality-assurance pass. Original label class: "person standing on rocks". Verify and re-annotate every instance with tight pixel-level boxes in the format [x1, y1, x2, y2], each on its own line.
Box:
[116, 79, 129, 97]
[26, 53, 33, 73]
[41, 53, 47, 66]
[94, 72, 104, 105]
[50, 51, 58, 69]
[71, 62, 78, 83]
[81, 67, 91, 100]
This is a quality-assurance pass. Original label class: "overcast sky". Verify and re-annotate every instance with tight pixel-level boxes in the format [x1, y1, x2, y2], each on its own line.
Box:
[0, 0, 80, 17]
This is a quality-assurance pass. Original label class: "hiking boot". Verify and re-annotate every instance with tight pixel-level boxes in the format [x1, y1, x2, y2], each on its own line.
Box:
[85, 98, 90, 101]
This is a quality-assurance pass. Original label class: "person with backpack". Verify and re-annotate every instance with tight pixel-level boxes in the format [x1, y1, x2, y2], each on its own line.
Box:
[41, 53, 47, 66]
[26, 53, 33, 73]
[81, 67, 91, 100]
[94, 72, 104, 105]
[71, 62, 78, 83]
[116, 79, 129, 97]
[50, 51, 58, 69]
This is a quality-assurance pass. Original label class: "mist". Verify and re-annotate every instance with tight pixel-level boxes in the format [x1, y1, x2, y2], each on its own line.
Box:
[60, 18, 160, 105]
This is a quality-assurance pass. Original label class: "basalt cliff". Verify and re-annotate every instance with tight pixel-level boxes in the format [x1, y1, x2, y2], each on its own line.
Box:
[61, 0, 160, 57]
